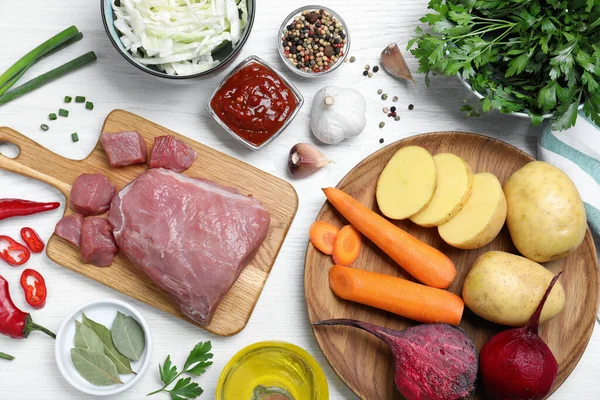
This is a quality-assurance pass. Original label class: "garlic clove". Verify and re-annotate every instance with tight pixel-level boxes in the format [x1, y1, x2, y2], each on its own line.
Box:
[288, 143, 331, 178]
[381, 43, 414, 82]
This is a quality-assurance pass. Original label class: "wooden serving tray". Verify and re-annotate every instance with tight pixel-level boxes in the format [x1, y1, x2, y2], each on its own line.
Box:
[305, 132, 599, 399]
[0, 109, 298, 336]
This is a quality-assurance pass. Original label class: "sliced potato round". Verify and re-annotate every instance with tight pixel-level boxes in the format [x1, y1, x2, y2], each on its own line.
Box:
[438, 172, 506, 249]
[410, 153, 473, 227]
[376, 146, 436, 220]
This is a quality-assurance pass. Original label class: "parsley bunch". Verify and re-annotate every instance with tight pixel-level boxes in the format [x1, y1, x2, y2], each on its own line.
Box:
[409, 0, 600, 130]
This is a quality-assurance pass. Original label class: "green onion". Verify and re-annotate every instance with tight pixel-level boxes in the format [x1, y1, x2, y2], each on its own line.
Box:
[40, 124, 49, 131]
[0, 52, 97, 106]
[85, 101, 94, 110]
[59, 108, 69, 117]
[49, 113, 57, 120]
[71, 132, 79, 142]
[64, 96, 72, 103]
[75, 96, 85, 103]
[0, 26, 81, 93]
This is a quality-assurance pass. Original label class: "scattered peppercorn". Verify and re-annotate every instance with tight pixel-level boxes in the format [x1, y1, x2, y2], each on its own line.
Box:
[383, 107, 389, 113]
[373, 66, 379, 73]
[281, 9, 347, 73]
[395, 116, 401, 121]
[392, 96, 399, 102]
[408, 104, 415, 110]
[349, 56, 356, 63]
[388, 113, 392, 117]
[390, 106, 396, 112]
[40, 124, 49, 131]
[391, 112, 397, 117]
[377, 89, 383, 94]
[381, 94, 388, 100]
[379, 121, 385, 128]
[368, 72, 373, 78]
[364, 64, 370, 71]
[363, 70, 368, 76]
[379, 138, 384, 143]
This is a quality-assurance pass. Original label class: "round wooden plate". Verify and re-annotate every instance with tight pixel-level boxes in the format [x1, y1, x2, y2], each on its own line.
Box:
[305, 132, 599, 400]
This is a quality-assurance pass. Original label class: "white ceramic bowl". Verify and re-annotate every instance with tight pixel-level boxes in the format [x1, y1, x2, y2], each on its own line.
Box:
[55, 299, 152, 396]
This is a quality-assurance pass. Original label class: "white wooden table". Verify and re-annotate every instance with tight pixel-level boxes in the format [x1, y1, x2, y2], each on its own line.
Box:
[0, 1, 598, 399]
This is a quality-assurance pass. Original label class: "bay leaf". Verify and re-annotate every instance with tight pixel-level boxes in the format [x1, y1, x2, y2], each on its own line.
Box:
[82, 313, 135, 375]
[74, 321, 104, 353]
[70, 348, 123, 386]
[111, 311, 145, 361]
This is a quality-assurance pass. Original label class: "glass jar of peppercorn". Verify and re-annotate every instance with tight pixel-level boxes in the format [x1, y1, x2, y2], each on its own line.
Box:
[278, 6, 351, 77]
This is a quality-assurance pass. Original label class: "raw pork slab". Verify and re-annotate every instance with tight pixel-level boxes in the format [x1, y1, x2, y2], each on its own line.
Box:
[108, 168, 270, 326]
[149, 135, 197, 172]
[81, 217, 118, 267]
[55, 214, 84, 247]
[71, 173, 116, 216]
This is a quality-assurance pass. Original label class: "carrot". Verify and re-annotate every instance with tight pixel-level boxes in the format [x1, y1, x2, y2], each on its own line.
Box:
[332, 225, 361, 266]
[329, 265, 464, 325]
[323, 187, 456, 289]
[309, 221, 340, 255]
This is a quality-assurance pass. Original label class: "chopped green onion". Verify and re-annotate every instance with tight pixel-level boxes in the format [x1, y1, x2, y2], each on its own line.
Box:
[71, 132, 79, 142]
[40, 124, 49, 131]
[0, 26, 81, 91]
[64, 96, 72, 103]
[85, 101, 93, 110]
[75, 96, 85, 103]
[59, 108, 69, 117]
[0, 52, 97, 106]
[49, 113, 57, 120]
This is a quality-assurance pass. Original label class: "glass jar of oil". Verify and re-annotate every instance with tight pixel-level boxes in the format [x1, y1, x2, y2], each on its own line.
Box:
[216, 341, 329, 400]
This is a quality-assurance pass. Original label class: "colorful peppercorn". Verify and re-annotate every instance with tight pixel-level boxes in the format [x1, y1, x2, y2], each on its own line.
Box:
[281, 9, 347, 74]
[408, 104, 415, 110]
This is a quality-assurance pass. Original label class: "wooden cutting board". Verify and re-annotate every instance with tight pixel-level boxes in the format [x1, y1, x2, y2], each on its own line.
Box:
[0, 109, 298, 336]
[305, 132, 599, 399]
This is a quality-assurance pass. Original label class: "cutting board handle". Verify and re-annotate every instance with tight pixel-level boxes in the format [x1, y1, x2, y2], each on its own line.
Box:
[0, 127, 75, 195]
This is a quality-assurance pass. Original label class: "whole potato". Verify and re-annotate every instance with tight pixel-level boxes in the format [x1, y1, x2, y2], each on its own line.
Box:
[462, 251, 565, 327]
[503, 161, 586, 262]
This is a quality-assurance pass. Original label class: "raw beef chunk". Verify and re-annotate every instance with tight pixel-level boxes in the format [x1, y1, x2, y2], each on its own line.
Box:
[101, 131, 147, 168]
[81, 217, 118, 267]
[149, 135, 197, 172]
[70, 173, 116, 216]
[54, 213, 84, 247]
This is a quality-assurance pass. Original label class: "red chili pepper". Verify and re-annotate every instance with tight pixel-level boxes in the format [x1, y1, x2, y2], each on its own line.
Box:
[0, 236, 30, 266]
[20, 228, 44, 253]
[20, 269, 47, 309]
[0, 275, 54, 339]
[0, 199, 60, 221]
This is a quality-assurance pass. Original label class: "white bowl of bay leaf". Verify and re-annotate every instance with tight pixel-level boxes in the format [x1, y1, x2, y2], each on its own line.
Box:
[55, 299, 152, 396]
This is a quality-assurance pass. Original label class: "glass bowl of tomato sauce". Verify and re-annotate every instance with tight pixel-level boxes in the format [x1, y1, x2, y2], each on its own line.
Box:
[207, 55, 304, 151]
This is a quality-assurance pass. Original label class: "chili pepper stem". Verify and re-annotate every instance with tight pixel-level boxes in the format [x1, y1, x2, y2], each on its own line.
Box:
[29, 322, 56, 339]
[0, 351, 14, 360]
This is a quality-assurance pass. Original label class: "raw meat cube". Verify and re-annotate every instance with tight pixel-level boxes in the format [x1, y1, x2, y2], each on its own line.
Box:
[101, 131, 147, 168]
[80, 217, 118, 267]
[71, 174, 116, 216]
[149, 135, 197, 173]
[54, 213, 84, 247]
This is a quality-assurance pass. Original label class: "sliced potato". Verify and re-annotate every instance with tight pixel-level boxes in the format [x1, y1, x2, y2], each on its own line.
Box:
[410, 153, 473, 227]
[376, 146, 437, 220]
[438, 172, 506, 249]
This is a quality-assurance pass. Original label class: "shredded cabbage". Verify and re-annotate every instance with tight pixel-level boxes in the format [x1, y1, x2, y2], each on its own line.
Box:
[112, 0, 248, 75]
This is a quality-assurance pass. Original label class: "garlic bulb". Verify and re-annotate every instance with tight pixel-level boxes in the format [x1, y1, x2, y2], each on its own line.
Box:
[288, 143, 331, 178]
[310, 86, 367, 144]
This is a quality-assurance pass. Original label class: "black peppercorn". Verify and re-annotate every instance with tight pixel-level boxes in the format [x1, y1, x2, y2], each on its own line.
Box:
[296, 54, 303, 61]
[363, 70, 369, 76]
[373, 66, 379, 73]
[290, 46, 298, 54]
[333, 38, 340, 44]
[287, 24, 293, 30]
[315, 22, 322, 28]
[390, 106, 396, 112]
[408, 104, 415, 110]
[379, 138, 384, 144]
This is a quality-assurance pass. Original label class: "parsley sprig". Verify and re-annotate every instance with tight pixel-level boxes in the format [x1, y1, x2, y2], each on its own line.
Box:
[147, 341, 213, 400]
[409, 0, 600, 130]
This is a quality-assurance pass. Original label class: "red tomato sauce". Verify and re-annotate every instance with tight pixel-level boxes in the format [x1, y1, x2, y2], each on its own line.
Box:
[210, 62, 298, 146]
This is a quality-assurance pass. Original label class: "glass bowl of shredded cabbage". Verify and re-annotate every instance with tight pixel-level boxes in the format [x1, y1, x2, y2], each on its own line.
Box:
[101, 0, 255, 79]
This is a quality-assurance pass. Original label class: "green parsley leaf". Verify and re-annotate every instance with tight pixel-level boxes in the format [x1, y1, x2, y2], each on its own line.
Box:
[168, 378, 203, 400]
[160, 355, 179, 385]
